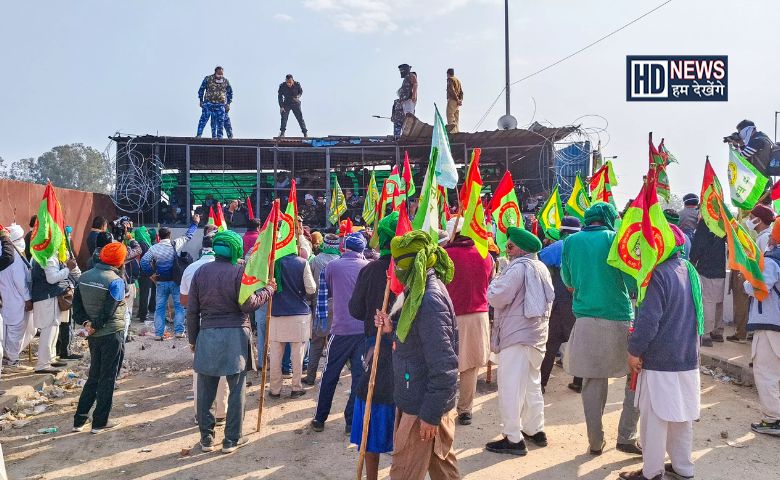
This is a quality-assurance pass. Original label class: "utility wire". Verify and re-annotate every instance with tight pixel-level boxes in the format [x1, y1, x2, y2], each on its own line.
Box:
[473, 0, 674, 131]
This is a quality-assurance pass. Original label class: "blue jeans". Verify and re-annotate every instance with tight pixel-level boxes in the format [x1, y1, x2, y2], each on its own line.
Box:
[154, 281, 185, 337]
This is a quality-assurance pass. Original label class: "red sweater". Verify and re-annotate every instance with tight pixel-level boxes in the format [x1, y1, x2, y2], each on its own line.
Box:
[444, 237, 493, 315]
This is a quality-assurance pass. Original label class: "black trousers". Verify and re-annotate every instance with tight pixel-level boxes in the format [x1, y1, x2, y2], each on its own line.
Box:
[137, 276, 156, 321]
[74, 331, 124, 428]
[197, 371, 246, 445]
[56, 312, 72, 357]
[541, 302, 576, 388]
[280, 103, 307, 134]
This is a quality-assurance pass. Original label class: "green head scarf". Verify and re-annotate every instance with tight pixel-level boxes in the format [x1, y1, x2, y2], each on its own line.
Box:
[507, 226, 543, 253]
[133, 226, 152, 247]
[390, 230, 454, 342]
[377, 212, 399, 257]
[583, 202, 618, 231]
[212, 230, 243, 264]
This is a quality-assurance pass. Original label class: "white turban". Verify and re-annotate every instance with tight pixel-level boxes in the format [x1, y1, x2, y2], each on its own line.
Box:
[7, 223, 25, 251]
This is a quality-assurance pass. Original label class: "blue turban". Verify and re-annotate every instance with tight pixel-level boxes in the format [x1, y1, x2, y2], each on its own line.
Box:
[345, 232, 367, 252]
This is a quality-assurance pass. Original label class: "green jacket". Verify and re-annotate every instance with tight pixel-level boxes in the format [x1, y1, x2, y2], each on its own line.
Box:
[561, 226, 634, 321]
[73, 263, 127, 337]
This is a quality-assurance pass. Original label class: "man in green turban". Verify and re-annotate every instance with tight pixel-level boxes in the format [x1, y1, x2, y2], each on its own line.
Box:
[374, 230, 460, 479]
[485, 226, 554, 455]
[561, 202, 641, 456]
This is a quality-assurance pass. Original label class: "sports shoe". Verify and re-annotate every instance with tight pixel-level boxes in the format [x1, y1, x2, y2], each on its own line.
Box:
[201, 436, 216, 452]
[664, 463, 694, 480]
[458, 413, 472, 426]
[175, 333, 186, 339]
[72, 420, 92, 432]
[221, 437, 248, 454]
[290, 390, 305, 398]
[522, 430, 548, 447]
[215, 418, 226, 427]
[616, 442, 643, 455]
[751, 419, 780, 436]
[311, 420, 325, 432]
[91, 421, 122, 434]
[618, 470, 662, 480]
[485, 436, 528, 456]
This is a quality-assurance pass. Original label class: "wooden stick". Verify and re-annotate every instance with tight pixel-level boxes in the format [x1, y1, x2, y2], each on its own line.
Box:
[355, 278, 392, 480]
[256, 200, 281, 433]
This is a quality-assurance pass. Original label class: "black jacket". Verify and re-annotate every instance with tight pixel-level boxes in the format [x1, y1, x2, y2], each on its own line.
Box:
[349, 256, 396, 404]
[278, 81, 303, 107]
[391, 271, 458, 425]
[690, 218, 726, 279]
[0, 237, 16, 308]
[740, 130, 774, 176]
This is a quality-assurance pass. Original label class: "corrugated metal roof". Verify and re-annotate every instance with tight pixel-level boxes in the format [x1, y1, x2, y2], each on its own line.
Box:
[109, 119, 576, 150]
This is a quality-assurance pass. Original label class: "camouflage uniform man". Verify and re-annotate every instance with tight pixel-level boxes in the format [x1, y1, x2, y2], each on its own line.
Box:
[197, 66, 233, 139]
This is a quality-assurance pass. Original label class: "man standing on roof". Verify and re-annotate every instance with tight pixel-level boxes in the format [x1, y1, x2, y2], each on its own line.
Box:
[445, 68, 463, 133]
[197, 66, 233, 139]
[392, 64, 418, 138]
[278, 74, 307, 138]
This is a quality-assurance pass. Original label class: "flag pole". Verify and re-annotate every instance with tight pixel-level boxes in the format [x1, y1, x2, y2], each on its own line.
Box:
[448, 183, 463, 245]
[356, 275, 392, 480]
[257, 200, 280, 433]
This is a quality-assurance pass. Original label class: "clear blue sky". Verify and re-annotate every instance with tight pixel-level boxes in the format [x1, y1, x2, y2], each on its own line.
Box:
[1, 0, 778, 204]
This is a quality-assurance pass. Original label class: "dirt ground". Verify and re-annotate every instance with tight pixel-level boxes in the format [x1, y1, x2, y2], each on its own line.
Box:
[1, 335, 776, 480]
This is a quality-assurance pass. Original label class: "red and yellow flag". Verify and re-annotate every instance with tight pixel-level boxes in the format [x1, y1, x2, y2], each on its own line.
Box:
[388, 201, 413, 295]
[460, 160, 489, 259]
[590, 160, 617, 206]
[490, 171, 522, 254]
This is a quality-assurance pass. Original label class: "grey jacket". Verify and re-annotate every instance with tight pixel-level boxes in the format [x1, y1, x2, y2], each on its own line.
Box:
[488, 254, 554, 353]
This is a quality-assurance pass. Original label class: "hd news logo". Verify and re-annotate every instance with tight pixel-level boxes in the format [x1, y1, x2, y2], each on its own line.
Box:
[626, 56, 728, 102]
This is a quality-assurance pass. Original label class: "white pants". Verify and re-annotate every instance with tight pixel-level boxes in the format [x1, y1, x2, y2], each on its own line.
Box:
[33, 298, 66, 370]
[639, 377, 695, 479]
[192, 372, 228, 418]
[497, 343, 545, 443]
[3, 312, 35, 362]
[752, 330, 780, 421]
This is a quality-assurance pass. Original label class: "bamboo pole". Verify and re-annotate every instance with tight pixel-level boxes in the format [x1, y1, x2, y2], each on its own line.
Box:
[256, 200, 281, 433]
[356, 277, 392, 480]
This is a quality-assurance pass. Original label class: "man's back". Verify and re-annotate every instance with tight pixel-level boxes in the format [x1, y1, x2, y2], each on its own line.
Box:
[325, 251, 369, 335]
[562, 228, 633, 321]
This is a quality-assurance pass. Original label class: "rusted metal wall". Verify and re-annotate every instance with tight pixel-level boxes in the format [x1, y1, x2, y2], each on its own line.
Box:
[0, 179, 117, 266]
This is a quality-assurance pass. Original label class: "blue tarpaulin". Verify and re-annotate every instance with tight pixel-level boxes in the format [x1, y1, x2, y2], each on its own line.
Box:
[554, 142, 590, 200]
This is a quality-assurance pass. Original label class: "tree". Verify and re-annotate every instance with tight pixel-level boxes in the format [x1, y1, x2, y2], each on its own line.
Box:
[3, 144, 115, 194]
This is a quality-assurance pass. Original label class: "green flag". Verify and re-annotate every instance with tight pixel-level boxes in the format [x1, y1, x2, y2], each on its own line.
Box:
[30, 182, 67, 268]
[276, 181, 298, 258]
[536, 186, 564, 236]
[728, 147, 768, 210]
[608, 146, 677, 303]
[412, 149, 440, 238]
[432, 104, 458, 188]
[362, 171, 379, 225]
[329, 176, 347, 224]
[565, 174, 590, 222]
[490, 171, 522, 254]
[239, 201, 278, 304]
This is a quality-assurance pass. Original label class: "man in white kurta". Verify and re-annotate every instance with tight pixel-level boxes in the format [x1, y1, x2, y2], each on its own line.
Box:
[0, 224, 34, 366]
[485, 227, 554, 456]
[620, 228, 701, 480]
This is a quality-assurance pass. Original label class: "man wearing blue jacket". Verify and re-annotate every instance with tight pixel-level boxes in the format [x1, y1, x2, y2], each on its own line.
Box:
[619, 225, 701, 480]
[140, 214, 199, 340]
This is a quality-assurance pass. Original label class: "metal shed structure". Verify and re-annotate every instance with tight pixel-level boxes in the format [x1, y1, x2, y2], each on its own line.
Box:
[110, 117, 579, 228]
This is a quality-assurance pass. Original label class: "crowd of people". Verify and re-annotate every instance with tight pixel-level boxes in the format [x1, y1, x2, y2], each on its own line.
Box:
[1, 183, 779, 480]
